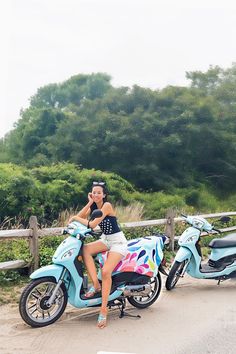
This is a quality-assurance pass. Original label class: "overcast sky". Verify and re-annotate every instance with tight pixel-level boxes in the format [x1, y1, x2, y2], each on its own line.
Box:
[1, 0, 236, 138]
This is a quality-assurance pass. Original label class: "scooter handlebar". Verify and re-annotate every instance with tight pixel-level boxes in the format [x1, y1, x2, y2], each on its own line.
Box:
[89, 230, 103, 239]
[212, 227, 222, 234]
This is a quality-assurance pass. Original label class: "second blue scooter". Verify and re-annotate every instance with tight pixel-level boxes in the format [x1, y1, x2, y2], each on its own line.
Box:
[166, 214, 236, 290]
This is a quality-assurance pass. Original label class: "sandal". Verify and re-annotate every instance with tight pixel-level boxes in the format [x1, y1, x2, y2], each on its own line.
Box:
[97, 313, 107, 329]
[84, 286, 101, 298]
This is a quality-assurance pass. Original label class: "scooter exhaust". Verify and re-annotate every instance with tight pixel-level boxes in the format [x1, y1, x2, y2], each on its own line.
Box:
[117, 284, 152, 296]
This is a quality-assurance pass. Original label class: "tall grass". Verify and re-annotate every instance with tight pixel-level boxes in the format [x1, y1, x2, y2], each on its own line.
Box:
[114, 202, 145, 222]
[55, 202, 145, 225]
[54, 208, 79, 227]
[0, 216, 25, 230]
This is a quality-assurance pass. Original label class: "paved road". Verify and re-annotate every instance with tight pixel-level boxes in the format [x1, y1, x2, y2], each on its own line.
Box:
[1, 275, 236, 354]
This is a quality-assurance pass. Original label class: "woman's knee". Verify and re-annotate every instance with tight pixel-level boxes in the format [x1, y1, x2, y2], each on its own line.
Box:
[101, 267, 112, 280]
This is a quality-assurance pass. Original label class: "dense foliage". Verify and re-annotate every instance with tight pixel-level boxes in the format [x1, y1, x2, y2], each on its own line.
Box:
[0, 163, 138, 225]
[1, 66, 236, 194]
[0, 161, 235, 227]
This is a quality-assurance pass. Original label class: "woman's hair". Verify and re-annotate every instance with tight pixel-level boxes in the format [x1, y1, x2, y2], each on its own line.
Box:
[91, 181, 108, 202]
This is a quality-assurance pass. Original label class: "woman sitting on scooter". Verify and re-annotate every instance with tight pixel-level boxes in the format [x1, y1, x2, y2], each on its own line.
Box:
[69, 181, 128, 329]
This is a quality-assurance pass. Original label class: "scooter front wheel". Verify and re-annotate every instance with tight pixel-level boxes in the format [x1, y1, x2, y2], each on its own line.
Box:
[127, 273, 162, 309]
[165, 260, 186, 290]
[19, 277, 68, 327]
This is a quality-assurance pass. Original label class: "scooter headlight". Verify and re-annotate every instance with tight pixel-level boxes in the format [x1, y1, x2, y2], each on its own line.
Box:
[192, 218, 204, 229]
[61, 248, 77, 260]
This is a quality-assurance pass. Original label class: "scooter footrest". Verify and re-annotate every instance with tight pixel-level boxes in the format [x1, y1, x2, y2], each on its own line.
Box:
[208, 259, 216, 267]
[200, 263, 224, 273]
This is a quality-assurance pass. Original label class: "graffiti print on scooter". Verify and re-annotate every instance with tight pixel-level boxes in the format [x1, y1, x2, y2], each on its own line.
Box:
[19, 209, 168, 327]
[166, 214, 236, 290]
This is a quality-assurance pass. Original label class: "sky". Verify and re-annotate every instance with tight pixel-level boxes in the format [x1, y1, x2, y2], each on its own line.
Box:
[1, 0, 236, 138]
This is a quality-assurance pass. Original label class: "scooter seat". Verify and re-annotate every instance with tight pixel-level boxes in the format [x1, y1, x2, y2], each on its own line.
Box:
[209, 233, 236, 249]
[97, 235, 165, 277]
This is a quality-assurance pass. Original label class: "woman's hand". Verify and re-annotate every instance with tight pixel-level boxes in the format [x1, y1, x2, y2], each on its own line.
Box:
[88, 192, 93, 204]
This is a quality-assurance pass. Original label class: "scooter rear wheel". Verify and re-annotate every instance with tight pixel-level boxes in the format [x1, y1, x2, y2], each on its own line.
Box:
[165, 260, 185, 290]
[19, 277, 68, 327]
[127, 273, 162, 309]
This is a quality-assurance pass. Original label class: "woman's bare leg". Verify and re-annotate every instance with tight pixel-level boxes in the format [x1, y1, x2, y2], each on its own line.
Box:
[98, 252, 123, 328]
[83, 241, 108, 289]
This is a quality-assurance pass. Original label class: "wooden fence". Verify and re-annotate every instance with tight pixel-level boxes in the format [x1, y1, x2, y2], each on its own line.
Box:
[1, 211, 236, 273]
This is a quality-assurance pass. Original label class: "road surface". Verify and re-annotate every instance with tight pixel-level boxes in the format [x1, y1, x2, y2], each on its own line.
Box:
[1, 275, 236, 354]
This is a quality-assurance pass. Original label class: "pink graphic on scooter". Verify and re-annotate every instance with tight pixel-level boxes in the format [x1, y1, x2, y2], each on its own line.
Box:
[97, 235, 164, 277]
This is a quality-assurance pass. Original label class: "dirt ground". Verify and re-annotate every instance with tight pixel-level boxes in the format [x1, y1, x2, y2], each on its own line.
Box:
[1, 275, 236, 354]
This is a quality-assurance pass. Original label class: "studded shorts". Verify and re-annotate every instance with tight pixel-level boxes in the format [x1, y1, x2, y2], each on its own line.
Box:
[100, 231, 128, 257]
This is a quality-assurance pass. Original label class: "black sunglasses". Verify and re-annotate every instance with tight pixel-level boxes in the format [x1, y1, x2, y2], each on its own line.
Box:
[92, 181, 105, 186]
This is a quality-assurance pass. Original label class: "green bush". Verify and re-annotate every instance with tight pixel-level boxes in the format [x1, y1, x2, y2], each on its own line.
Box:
[0, 162, 136, 226]
[138, 191, 187, 219]
[0, 239, 32, 284]
[1, 162, 235, 229]
[185, 186, 219, 211]
[0, 239, 31, 263]
[221, 194, 236, 211]
[0, 270, 22, 284]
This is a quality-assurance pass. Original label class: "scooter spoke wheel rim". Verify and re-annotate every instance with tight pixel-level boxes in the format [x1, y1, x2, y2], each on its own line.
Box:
[25, 281, 65, 324]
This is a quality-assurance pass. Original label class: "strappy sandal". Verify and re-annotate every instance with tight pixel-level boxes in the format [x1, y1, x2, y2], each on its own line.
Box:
[97, 313, 107, 329]
[84, 286, 101, 298]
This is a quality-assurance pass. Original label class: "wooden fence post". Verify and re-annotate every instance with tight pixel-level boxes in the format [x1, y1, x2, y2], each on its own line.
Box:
[29, 216, 39, 273]
[165, 209, 176, 251]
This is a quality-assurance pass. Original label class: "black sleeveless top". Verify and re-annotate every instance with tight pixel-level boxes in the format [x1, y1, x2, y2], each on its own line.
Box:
[90, 202, 121, 235]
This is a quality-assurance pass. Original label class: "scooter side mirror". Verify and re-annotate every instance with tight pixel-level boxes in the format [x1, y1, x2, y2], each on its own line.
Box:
[218, 216, 231, 224]
[90, 209, 103, 220]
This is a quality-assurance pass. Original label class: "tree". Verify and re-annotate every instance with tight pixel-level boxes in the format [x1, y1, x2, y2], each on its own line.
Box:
[1, 67, 236, 194]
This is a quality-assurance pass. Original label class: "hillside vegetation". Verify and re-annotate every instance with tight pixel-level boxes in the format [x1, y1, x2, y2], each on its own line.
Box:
[0, 65, 236, 225]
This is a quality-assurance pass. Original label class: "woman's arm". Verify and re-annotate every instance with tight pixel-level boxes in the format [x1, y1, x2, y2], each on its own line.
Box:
[76, 201, 93, 218]
[69, 193, 93, 222]
[70, 202, 112, 229]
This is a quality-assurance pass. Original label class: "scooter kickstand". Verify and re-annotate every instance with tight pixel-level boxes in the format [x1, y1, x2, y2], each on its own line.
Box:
[118, 299, 141, 319]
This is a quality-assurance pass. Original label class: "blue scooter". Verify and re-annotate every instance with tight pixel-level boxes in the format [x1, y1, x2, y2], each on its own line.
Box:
[19, 210, 167, 327]
[166, 214, 236, 290]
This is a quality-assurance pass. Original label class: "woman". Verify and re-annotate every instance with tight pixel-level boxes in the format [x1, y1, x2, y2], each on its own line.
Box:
[69, 181, 128, 329]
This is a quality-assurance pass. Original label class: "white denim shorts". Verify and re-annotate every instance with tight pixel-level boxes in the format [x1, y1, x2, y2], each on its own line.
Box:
[100, 231, 128, 257]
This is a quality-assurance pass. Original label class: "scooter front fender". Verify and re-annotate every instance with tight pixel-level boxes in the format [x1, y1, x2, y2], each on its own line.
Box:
[30, 264, 64, 282]
[174, 247, 192, 263]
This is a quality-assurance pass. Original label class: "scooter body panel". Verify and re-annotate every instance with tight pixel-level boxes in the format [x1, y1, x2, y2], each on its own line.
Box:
[52, 236, 82, 265]
[210, 246, 236, 261]
[189, 261, 236, 279]
[30, 264, 64, 282]
[174, 247, 192, 263]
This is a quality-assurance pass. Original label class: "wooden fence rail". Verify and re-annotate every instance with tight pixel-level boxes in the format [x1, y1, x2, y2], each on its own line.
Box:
[1, 211, 236, 273]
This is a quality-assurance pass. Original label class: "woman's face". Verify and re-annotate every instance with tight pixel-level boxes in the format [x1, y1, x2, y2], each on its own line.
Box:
[92, 186, 105, 204]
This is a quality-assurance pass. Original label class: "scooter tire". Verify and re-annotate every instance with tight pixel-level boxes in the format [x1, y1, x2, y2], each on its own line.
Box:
[127, 272, 162, 309]
[165, 260, 185, 291]
[19, 277, 68, 327]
